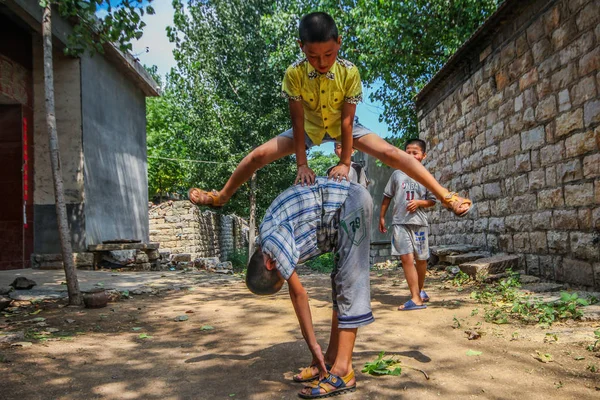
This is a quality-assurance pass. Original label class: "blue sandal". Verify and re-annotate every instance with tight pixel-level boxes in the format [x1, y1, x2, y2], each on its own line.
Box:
[298, 371, 356, 399]
[420, 290, 430, 302]
[398, 299, 427, 311]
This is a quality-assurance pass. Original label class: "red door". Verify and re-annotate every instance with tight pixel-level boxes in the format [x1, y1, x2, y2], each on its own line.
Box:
[0, 105, 26, 269]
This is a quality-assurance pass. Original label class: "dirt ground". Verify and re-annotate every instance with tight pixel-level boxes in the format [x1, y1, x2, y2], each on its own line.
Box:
[1, 266, 599, 400]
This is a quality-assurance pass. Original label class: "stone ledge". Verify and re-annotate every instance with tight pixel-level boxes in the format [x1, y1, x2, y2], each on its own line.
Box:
[88, 243, 160, 251]
[443, 252, 491, 264]
[430, 244, 481, 256]
[459, 254, 520, 279]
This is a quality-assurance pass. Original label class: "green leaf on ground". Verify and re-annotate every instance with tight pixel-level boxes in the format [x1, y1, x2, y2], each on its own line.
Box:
[362, 352, 402, 376]
[200, 325, 214, 331]
[138, 333, 152, 339]
[132, 327, 142, 331]
[466, 349, 482, 356]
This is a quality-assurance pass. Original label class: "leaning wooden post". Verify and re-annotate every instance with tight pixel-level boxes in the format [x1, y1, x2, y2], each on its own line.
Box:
[42, 3, 82, 305]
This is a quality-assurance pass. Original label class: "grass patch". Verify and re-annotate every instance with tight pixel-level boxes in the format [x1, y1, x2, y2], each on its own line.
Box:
[470, 270, 591, 326]
[304, 253, 334, 273]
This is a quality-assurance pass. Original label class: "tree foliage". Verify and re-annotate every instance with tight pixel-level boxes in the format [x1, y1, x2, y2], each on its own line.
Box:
[149, 0, 501, 216]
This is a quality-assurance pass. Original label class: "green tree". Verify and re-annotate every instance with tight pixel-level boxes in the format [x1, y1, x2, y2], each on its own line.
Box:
[262, 0, 501, 140]
[167, 0, 298, 218]
[39, 0, 153, 305]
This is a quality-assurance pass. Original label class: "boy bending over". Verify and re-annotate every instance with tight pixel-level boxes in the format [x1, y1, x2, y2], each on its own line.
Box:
[246, 178, 373, 398]
[189, 12, 471, 217]
[379, 139, 435, 311]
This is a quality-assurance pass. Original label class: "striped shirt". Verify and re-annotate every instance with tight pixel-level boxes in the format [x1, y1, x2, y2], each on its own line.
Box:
[259, 178, 350, 280]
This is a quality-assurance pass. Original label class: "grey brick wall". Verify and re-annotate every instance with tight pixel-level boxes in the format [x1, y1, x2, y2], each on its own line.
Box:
[417, 0, 599, 288]
[149, 201, 247, 261]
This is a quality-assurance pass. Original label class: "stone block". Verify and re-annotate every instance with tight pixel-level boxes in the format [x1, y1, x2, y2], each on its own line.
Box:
[521, 125, 546, 150]
[579, 46, 600, 76]
[584, 99, 600, 127]
[556, 159, 583, 182]
[531, 149, 541, 168]
[565, 182, 595, 207]
[523, 107, 536, 127]
[584, 153, 600, 178]
[483, 182, 502, 199]
[513, 174, 529, 194]
[575, 1, 600, 32]
[532, 39, 551, 64]
[571, 76, 597, 108]
[514, 233, 531, 252]
[556, 108, 583, 137]
[488, 217, 505, 233]
[529, 231, 548, 253]
[558, 89, 571, 112]
[481, 145, 499, 164]
[547, 231, 570, 253]
[429, 244, 481, 257]
[509, 52, 534, 80]
[444, 252, 491, 265]
[553, 209, 579, 230]
[498, 99, 514, 120]
[171, 253, 192, 263]
[529, 169, 546, 190]
[539, 255, 559, 280]
[539, 53, 560, 77]
[540, 141, 565, 166]
[526, 18, 545, 44]
[488, 91, 504, 110]
[558, 32, 594, 66]
[135, 252, 149, 264]
[479, 45, 492, 62]
[460, 255, 520, 279]
[505, 214, 532, 232]
[514, 94, 523, 112]
[536, 78, 553, 100]
[515, 153, 531, 172]
[532, 210, 552, 229]
[551, 63, 576, 91]
[525, 254, 540, 276]
[570, 232, 599, 261]
[519, 68, 539, 90]
[565, 130, 597, 158]
[538, 187, 564, 209]
[498, 234, 513, 252]
[557, 258, 594, 287]
[499, 135, 521, 157]
[578, 208, 592, 229]
[516, 33, 529, 56]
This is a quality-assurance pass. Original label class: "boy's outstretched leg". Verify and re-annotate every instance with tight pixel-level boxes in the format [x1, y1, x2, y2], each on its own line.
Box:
[354, 134, 472, 217]
[398, 253, 426, 311]
[189, 136, 295, 207]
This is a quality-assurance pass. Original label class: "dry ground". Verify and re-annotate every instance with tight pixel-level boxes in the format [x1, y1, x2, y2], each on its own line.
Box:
[1, 266, 599, 400]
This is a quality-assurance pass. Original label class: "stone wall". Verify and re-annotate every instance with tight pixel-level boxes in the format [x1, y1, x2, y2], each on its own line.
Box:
[416, 0, 600, 288]
[149, 201, 248, 261]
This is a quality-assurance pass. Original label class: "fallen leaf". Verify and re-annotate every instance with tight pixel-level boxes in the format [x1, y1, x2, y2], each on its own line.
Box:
[131, 327, 142, 331]
[174, 315, 189, 322]
[466, 349, 482, 356]
[532, 351, 553, 363]
[185, 310, 194, 314]
[138, 333, 152, 339]
[200, 325, 214, 331]
[30, 310, 42, 315]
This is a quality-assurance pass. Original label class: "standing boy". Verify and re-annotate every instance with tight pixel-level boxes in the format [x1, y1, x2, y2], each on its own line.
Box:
[189, 12, 471, 217]
[246, 177, 373, 398]
[379, 139, 435, 311]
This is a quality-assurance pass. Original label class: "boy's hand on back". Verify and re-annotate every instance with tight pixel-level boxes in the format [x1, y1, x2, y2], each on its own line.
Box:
[328, 163, 350, 182]
[296, 164, 316, 186]
[406, 200, 421, 213]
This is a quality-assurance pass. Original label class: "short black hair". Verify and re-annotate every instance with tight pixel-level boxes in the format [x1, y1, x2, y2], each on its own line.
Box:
[404, 138, 427, 153]
[245, 247, 283, 295]
[299, 12, 339, 43]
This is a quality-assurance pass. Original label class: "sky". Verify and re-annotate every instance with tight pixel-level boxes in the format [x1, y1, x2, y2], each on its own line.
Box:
[131, 0, 391, 153]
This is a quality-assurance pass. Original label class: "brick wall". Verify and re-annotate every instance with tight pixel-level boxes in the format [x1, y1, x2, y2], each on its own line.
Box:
[417, 0, 599, 288]
[149, 201, 248, 261]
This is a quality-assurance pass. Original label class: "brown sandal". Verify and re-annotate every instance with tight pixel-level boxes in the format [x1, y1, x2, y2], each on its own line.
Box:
[187, 188, 224, 209]
[442, 192, 472, 217]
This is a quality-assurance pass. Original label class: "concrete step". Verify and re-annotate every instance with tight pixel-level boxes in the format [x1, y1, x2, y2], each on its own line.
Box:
[443, 252, 491, 265]
[430, 244, 481, 257]
[459, 254, 520, 280]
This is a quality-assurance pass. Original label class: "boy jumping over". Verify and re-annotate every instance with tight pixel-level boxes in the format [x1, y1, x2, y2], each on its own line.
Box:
[379, 139, 435, 311]
[246, 177, 373, 398]
[189, 12, 471, 217]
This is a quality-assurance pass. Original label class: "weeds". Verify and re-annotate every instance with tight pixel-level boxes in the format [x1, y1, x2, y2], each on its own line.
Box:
[470, 270, 589, 326]
[587, 330, 600, 352]
[305, 253, 334, 273]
